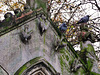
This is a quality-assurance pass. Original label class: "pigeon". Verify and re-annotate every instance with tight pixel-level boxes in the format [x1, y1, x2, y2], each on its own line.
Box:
[77, 15, 90, 24]
[59, 23, 67, 32]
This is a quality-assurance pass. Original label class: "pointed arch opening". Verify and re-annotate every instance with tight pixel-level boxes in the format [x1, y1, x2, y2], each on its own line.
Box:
[15, 57, 58, 75]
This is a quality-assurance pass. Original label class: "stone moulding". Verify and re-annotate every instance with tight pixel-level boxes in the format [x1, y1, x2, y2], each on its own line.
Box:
[14, 57, 57, 75]
[0, 65, 9, 75]
[0, 8, 43, 37]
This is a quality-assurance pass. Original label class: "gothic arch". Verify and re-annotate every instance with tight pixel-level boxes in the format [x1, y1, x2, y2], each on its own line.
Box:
[0, 65, 9, 75]
[14, 57, 58, 75]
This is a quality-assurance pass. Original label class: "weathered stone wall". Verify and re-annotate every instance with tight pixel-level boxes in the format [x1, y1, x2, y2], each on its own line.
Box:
[0, 17, 61, 75]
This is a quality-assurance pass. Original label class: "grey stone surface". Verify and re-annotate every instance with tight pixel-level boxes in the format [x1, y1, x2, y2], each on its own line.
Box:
[0, 18, 61, 75]
[0, 66, 8, 75]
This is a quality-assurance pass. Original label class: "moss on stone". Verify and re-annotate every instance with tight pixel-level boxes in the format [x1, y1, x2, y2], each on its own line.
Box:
[35, 0, 47, 12]
[14, 57, 57, 75]
[90, 72, 100, 75]
[35, 19, 38, 30]
[44, 33, 46, 44]
[74, 68, 85, 75]
[59, 56, 64, 74]
[66, 55, 69, 61]
[87, 58, 93, 71]
[43, 49, 45, 53]
[19, 45, 21, 49]
[59, 55, 71, 75]
[14, 57, 41, 75]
